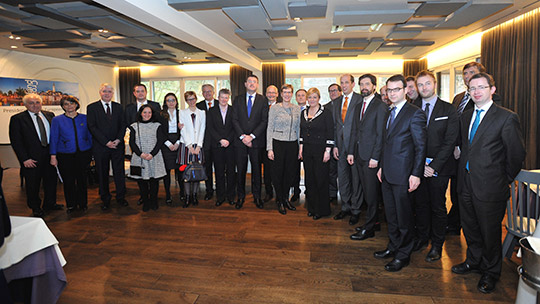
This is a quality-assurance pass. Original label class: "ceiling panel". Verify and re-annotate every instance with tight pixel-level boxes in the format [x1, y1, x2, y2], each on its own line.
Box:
[386, 30, 422, 39]
[414, 1, 468, 17]
[0, 2, 32, 19]
[260, 0, 289, 19]
[333, 9, 415, 25]
[80, 15, 156, 37]
[223, 5, 272, 30]
[167, 0, 258, 11]
[245, 37, 277, 49]
[288, 1, 327, 18]
[437, 1, 513, 29]
[47, 2, 112, 18]
[13, 29, 91, 41]
[22, 16, 76, 30]
[19, 3, 101, 30]
[235, 29, 269, 39]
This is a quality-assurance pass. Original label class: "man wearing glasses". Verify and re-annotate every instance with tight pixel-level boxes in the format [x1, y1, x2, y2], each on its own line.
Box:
[375, 74, 426, 272]
[451, 72, 525, 293]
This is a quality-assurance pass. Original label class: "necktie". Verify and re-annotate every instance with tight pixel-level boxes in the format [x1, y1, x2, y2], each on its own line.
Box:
[247, 95, 253, 118]
[457, 93, 470, 115]
[191, 113, 196, 126]
[466, 109, 484, 170]
[424, 103, 431, 125]
[105, 103, 112, 120]
[35, 113, 48, 147]
[208, 101, 212, 108]
[341, 96, 348, 122]
[387, 107, 396, 130]
[360, 101, 367, 120]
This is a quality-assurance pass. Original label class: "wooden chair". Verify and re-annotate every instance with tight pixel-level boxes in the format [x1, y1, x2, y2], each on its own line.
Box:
[502, 170, 540, 258]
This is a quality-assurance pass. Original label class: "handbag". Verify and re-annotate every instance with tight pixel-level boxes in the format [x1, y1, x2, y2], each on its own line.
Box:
[183, 154, 207, 182]
[130, 122, 144, 177]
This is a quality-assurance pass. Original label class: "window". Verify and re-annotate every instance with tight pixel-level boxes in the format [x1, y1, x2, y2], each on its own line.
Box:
[438, 70, 451, 102]
[303, 77, 336, 104]
[152, 80, 180, 106]
[454, 68, 466, 96]
[216, 79, 231, 92]
[285, 77, 301, 103]
[184, 79, 214, 101]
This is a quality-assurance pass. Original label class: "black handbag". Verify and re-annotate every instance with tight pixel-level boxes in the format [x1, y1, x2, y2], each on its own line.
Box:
[183, 153, 207, 182]
[130, 123, 144, 177]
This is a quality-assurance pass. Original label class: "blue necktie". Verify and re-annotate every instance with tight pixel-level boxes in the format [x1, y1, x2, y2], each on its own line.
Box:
[387, 107, 396, 130]
[247, 95, 253, 118]
[466, 109, 484, 170]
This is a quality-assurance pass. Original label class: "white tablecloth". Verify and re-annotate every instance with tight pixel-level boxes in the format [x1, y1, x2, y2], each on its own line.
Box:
[0, 216, 66, 269]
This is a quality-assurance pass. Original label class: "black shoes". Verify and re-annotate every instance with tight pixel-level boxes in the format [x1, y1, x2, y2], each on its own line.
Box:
[192, 196, 199, 206]
[374, 248, 395, 259]
[313, 215, 322, 220]
[166, 197, 173, 206]
[307, 212, 313, 217]
[277, 201, 287, 215]
[101, 201, 111, 211]
[349, 214, 359, 225]
[235, 199, 244, 209]
[425, 247, 442, 262]
[356, 222, 381, 232]
[216, 198, 225, 206]
[477, 273, 497, 293]
[204, 192, 213, 200]
[385, 258, 410, 272]
[66, 207, 76, 214]
[32, 209, 44, 217]
[254, 198, 264, 209]
[290, 193, 300, 202]
[44, 204, 64, 211]
[350, 229, 375, 241]
[228, 199, 236, 205]
[183, 196, 192, 208]
[284, 200, 296, 211]
[412, 239, 429, 252]
[118, 199, 129, 207]
[451, 262, 480, 275]
[137, 198, 143, 205]
[333, 211, 350, 220]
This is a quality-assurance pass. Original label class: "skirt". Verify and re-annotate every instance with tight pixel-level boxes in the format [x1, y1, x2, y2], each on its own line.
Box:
[178, 143, 205, 165]
[161, 133, 180, 170]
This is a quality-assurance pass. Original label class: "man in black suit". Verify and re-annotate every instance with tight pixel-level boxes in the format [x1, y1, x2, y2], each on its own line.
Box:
[452, 73, 525, 293]
[406, 76, 421, 103]
[87, 83, 128, 210]
[9, 93, 62, 217]
[327, 84, 342, 202]
[347, 74, 387, 241]
[196, 84, 217, 200]
[262, 85, 278, 202]
[232, 75, 268, 209]
[411, 71, 458, 262]
[332, 74, 363, 225]
[375, 74, 427, 272]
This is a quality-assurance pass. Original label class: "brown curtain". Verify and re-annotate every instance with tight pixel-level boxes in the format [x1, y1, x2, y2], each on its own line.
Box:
[481, 9, 539, 169]
[262, 63, 285, 94]
[229, 64, 253, 99]
[118, 67, 141, 107]
[403, 59, 428, 77]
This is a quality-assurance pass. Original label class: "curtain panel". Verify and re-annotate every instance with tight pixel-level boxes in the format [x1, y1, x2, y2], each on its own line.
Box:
[229, 65, 253, 99]
[262, 63, 285, 95]
[118, 67, 141, 107]
[481, 9, 539, 169]
[403, 59, 427, 78]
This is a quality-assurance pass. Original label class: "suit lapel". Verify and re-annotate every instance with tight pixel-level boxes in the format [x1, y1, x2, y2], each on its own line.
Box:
[429, 99, 443, 126]
[470, 105, 497, 147]
[23, 110, 40, 140]
[387, 103, 408, 137]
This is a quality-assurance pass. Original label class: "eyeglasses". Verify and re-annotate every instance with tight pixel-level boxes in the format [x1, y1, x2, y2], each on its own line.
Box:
[328, 89, 339, 93]
[165, 98, 176, 102]
[386, 87, 404, 94]
[468, 85, 490, 93]
[186, 98, 197, 102]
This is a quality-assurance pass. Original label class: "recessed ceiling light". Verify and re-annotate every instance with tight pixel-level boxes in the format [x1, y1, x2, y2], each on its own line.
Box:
[15, 36, 21, 40]
[294, 17, 302, 22]
[331, 25, 344, 33]
[369, 23, 383, 32]
[98, 29, 109, 33]
[300, 39, 307, 44]
[10, 45, 17, 49]
[304, 52, 309, 55]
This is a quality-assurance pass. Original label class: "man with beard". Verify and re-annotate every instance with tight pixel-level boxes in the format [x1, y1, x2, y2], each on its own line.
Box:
[406, 76, 420, 103]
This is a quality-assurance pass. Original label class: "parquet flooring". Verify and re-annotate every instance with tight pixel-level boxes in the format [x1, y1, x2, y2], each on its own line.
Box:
[1, 168, 521, 303]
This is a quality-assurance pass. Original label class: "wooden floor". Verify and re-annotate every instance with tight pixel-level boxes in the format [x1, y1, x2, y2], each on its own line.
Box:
[1, 168, 521, 303]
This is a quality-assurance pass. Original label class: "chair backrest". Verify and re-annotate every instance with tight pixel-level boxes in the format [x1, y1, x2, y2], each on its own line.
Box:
[506, 170, 540, 237]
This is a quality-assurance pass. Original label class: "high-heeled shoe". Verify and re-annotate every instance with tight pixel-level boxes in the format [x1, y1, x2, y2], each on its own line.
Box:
[284, 200, 296, 211]
[183, 195, 191, 208]
[277, 201, 287, 215]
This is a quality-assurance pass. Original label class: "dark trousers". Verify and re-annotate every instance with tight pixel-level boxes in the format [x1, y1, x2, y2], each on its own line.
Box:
[93, 146, 126, 202]
[213, 146, 236, 201]
[163, 169, 182, 198]
[22, 146, 56, 211]
[460, 172, 506, 278]
[338, 149, 362, 215]
[272, 140, 298, 203]
[235, 145, 262, 199]
[447, 174, 461, 229]
[262, 149, 273, 195]
[57, 150, 92, 209]
[137, 178, 159, 209]
[203, 147, 214, 194]
[329, 156, 338, 198]
[303, 143, 330, 216]
[413, 175, 450, 249]
[292, 158, 301, 196]
[381, 179, 414, 260]
[356, 160, 381, 231]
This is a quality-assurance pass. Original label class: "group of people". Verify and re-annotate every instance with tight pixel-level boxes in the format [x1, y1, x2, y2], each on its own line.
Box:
[8, 61, 526, 294]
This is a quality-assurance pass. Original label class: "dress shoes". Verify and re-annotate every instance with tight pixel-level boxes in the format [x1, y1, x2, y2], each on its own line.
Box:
[254, 198, 264, 209]
[101, 201, 111, 211]
[349, 214, 359, 225]
[356, 222, 381, 232]
[216, 198, 225, 206]
[451, 262, 480, 275]
[192, 196, 199, 206]
[32, 209, 45, 217]
[166, 197, 173, 206]
[284, 200, 296, 211]
[289, 193, 300, 202]
[151, 201, 158, 210]
[307, 212, 313, 217]
[137, 198, 143, 205]
[477, 273, 497, 294]
[44, 204, 64, 211]
[235, 199, 244, 209]
[333, 211, 350, 220]
[204, 192, 213, 200]
[263, 193, 274, 202]
[385, 258, 410, 272]
[183, 196, 191, 208]
[412, 239, 429, 252]
[142, 203, 150, 212]
[313, 215, 322, 220]
[277, 202, 287, 215]
[117, 199, 129, 207]
[66, 207, 76, 214]
[374, 248, 395, 259]
[425, 247, 442, 262]
[350, 229, 375, 241]
[179, 193, 187, 203]
[228, 199, 236, 205]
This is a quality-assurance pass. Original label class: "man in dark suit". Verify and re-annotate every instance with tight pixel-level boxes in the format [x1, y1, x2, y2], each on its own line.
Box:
[327, 83, 342, 202]
[411, 71, 459, 262]
[196, 84, 218, 200]
[332, 74, 362, 225]
[347, 74, 387, 240]
[262, 85, 278, 202]
[406, 76, 421, 103]
[87, 83, 128, 210]
[9, 93, 62, 217]
[232, 75, 268, 209]
[207, 88, 236, 206]
[375, 74, 427, 272]
[452, 72, 525, 293]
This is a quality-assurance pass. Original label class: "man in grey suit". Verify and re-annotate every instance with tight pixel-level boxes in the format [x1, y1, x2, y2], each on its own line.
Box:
[332, 74, 362, 225]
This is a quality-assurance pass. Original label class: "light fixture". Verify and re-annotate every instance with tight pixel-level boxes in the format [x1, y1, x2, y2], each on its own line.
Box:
[98, 29, 109, 33]
[142, 49, 154, 54]
[369, 23, 383, 32]
[300, 39, 307, 44]
[10, 45, 17, 49]
[331, 25, 344, 33]
[303, 51, 309, 55]
[293, 17, 302, 22]
[15, 36, 21, 40]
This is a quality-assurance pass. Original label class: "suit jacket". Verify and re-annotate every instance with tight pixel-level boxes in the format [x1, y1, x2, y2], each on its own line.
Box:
[348, 95, 388, 164]
[207, 105, 235, 149]
[197, 99, 217, 149]
[179, 108, 205, 147]
[413, 98, 459, 176]
[332, 92, 361, 154]
[9, 110, 55, 164]
[458, 103, 525, 201]
[381, 102, 427, 185]
[124, 100, 161, 126]
[452, 91, 502, 114]
[232, 93, 268, 149]
[87, 101, 126, 151]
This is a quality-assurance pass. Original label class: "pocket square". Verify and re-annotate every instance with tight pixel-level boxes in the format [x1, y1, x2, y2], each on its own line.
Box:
[434, 116, 448, 121]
